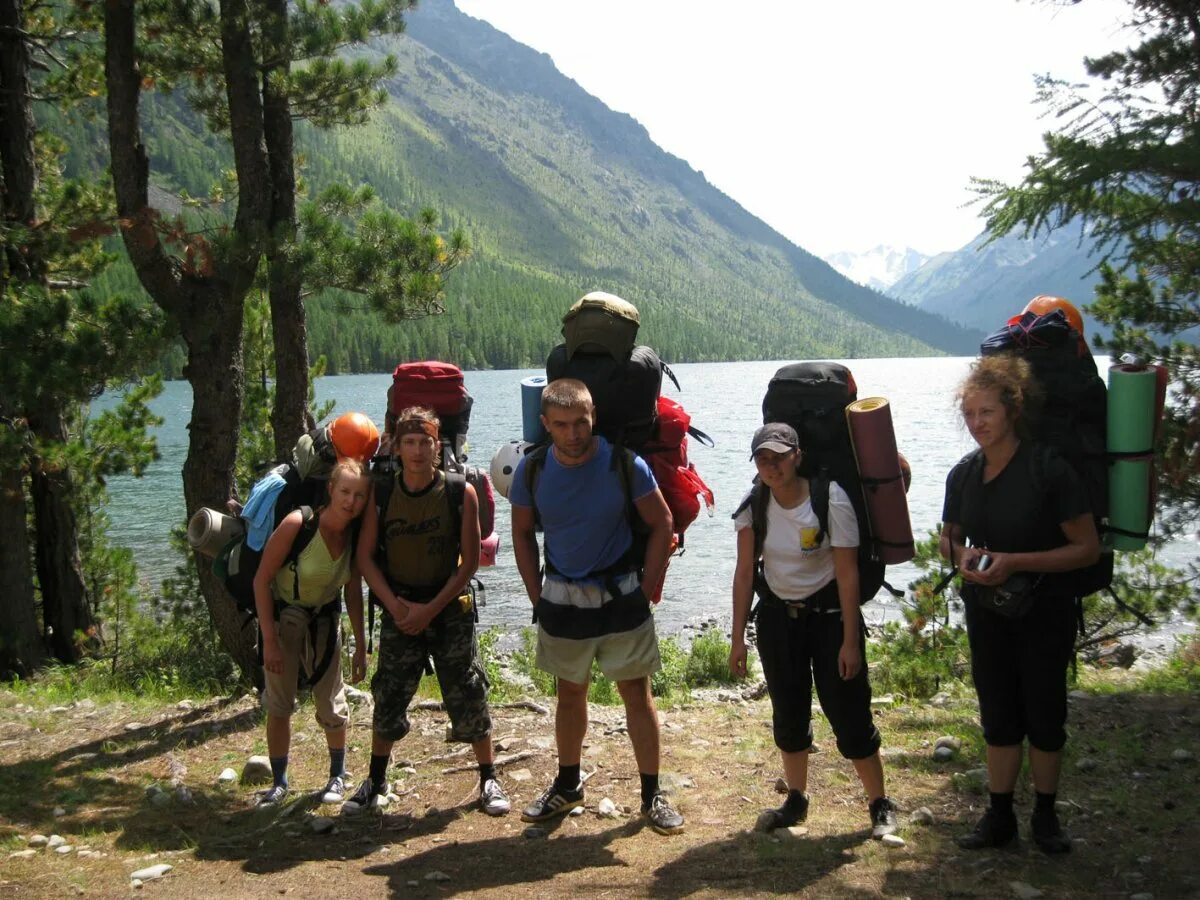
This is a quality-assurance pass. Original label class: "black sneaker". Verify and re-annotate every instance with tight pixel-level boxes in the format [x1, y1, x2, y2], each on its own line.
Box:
[870, 796, 899, 839]
[642, 792, 685, 835]
[256, 784, 288, 807]
[760, 792, 809, 831]
[956, 807, 1018, 849]
[340, 777, 389, 815]
[520, 781, 584, 822]
[1031, 807, 1071, 854]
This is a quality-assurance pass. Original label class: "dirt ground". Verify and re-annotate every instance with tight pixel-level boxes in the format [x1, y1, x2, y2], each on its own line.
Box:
[1, 685, 1197, 899]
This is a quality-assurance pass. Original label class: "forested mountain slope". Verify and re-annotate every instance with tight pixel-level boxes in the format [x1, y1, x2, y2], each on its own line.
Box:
[72, 0, 980, 372]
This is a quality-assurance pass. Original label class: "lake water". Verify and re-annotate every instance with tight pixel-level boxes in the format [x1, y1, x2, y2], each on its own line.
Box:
[102, 357, 1197, 637]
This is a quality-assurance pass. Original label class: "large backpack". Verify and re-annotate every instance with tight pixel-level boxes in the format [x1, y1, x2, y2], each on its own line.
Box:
[733, 361, 903, 604]
[980, 308, 1113, 596]
[385, 361, 497, 553]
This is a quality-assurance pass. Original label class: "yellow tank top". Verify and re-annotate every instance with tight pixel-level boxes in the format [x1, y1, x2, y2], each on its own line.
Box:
[383, 470, 458, 591]
[271, 521, 351, 608]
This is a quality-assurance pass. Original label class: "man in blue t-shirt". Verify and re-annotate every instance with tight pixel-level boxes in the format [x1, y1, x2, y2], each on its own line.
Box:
[510, 378, 684, 835]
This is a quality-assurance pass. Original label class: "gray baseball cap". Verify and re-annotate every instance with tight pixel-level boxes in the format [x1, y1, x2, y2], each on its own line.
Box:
[750, 422, 799, 459]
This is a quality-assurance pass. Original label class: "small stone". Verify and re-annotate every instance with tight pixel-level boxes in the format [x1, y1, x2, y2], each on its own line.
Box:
[1055, 801, 1072, 814]
[1171, 748, 1194, 763]
[217, 768, 238, 784]
[909, 807, 934, 825]
[523, 826, 547, 839]
[176, 699, 196, 711]
[1137, 855, 1152, 865]
[754, 810, 778, 833]
[131, 880, 143, 889]
[780, 825, 809, 841]
[929, 692, 951, 707]
[55, 845, 74, 855]
[242, 756, 273, 785]
[774, 777, 788, 794]
[75, 698, 96, 709]
[46, 835, 66, 850]
[529, 736, 554, 750]
[310, 817, 336, 835]
[934, 736, 962, 751]
[881, 833, 906, 847]
[425, 871, 451, 882]
[28, 834, 48, 848]
[53, 806, 66, 817]
[130, 864, 172, 882]
[871, 695, 895, 707]
[396, 766, 417, 776]
[597, 797, 621, 819]
[124, 722, 146, 732]
[508, 768, 532, 783]
[1068, 689, 1089, 700]
[568, 806, 585, 817]
[151, 791, 171, 808]
[48, 705, 71, 714]
[1129, 893, 1155, 900]
[175, 785, 193, 804]
[1075, 758, 1098, 773]
[9, 849, 38, 859]
[1009, 882, 1043, 900]
[933, 746, 955, 762]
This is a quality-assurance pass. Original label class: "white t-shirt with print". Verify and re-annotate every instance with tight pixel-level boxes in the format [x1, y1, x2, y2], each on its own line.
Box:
[734, 482, 859, 601]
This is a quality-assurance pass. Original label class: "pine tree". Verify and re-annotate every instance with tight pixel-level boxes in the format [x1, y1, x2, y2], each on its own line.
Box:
[976, 0, 1200, 532]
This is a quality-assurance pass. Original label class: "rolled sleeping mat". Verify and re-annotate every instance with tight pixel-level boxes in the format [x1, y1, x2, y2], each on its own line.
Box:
[846, 397, 915, 564]
[1107, 364, 1162, 550]
[480, 532, 500, 568]
[186, 508, 245, 558]
[521, 375, 549, 444]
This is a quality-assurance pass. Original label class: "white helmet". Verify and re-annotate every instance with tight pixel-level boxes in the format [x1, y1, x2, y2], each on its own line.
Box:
[489, 440, 535, 500]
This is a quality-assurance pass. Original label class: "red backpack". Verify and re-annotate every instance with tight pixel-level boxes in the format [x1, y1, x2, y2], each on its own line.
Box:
[641, 396, 715, 542]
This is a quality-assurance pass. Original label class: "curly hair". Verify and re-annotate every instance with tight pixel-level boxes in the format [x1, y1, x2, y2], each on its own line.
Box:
[957, 355, 1041, 437]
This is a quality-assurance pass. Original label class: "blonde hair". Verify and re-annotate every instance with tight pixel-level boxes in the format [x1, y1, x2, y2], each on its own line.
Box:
[329, 458, 366, 487]
[957, 355, 1040, 437]
[542, 378, 593, 414]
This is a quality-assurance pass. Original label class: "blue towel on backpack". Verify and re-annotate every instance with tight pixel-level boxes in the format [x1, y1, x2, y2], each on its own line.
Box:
[241, 472, 288, 552]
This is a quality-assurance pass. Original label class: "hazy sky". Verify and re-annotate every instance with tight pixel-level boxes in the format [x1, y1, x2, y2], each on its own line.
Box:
[453, 0, 1130, 258]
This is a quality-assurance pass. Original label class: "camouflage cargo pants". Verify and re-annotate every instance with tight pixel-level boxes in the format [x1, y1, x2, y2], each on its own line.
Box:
[371, 600, 492, 743]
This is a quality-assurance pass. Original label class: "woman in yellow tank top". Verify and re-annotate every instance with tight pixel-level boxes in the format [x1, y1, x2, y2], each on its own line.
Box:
[252, 458, 371, 807]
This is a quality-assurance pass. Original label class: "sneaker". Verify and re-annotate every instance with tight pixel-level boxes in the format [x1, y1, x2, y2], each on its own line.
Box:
[956, 807, 1018, 850]
[479, 777, 511, 816]
[760, 792, 809, 831]
[870, 796, 899, 839]
[521, 781, 584, 822]
[340, 777, 389, 815]
[256, 784, 288, 808]
[1031, 807, 1071, 854]
[320, 773, 348, 804]
[642, 792, 685, 835]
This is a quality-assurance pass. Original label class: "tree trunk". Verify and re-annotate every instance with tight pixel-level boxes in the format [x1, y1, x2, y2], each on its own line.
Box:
[105, 0, 270, 686]
[27, 407, 93, 663]
[263, 0, 309, 460]
[0, 0, 38, 283]
[0, 433, 43, 678]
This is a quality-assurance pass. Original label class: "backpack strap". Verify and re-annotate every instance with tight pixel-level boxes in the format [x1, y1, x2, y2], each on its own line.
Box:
[444, 470, 466, 542]
[283, 506, 319, 608]
[809, 471, 831, 547]
[523, 442, 551, 531]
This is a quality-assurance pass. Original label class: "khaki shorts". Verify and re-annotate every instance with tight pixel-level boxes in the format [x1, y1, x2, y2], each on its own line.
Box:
[536, 614, 661, 686]
[262, 604, 349, 730]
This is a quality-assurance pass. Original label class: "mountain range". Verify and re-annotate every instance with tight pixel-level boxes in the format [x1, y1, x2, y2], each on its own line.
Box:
[823, 245, 931, 293]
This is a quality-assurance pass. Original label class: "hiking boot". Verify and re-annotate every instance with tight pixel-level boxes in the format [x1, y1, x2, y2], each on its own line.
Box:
[870, 796, 899, 839]
[520, 781, 584, 822]
[760, 792, 809, 831]
[320, 773, 349, 804]
[479, 777, 511, 817]
[340, 777, 389, 815]
[1031, 807, 1071, 854]
[256, 784, 289, 808]
[642, 792, 685, 835]
[956, 807, 1018, 850]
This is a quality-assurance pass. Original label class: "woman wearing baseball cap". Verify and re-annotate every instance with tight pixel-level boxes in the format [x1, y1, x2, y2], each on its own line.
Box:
[730, 422, 898, 838]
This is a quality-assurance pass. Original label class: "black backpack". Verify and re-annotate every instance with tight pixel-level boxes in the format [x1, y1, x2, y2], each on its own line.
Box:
[980, 309, 1113, 596]
[545, 343, 679, 450]
[733, 362, 900, 604]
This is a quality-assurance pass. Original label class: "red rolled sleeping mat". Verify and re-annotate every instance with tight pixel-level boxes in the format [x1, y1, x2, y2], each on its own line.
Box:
[846, 397, 915, 565]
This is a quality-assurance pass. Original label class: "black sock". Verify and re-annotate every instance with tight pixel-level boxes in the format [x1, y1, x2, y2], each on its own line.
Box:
[556, 764, 581, 791]
[368, 753, 390, 791]
[478, 763, 497, 787]
[784, 789, 807, 810]
[640, 773, 659, 807]
[269, 756, 288, 789]
[990, 791, 1015, 816]
[328, 748, 346, 780]
[1034, 791, 1057, 814]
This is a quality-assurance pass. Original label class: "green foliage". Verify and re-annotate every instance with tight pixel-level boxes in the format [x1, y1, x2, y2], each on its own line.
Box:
[651, 636, 689, 700]
[976, 1, 1200, 535]
[684, 628, 738, 689]
[1079, 547, 1196, 656]
[510, 627, 556, 698]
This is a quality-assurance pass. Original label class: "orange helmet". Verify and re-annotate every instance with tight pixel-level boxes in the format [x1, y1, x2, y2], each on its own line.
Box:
[1024, 295, 1084, 336]
[329, 412, 380, 462]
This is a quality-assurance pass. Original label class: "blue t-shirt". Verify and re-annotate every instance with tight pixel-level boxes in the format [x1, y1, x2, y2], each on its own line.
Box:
[510, 437, 657, 580]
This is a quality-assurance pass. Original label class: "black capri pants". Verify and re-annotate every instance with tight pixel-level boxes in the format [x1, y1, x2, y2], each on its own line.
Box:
[964, 589, 1077, 751]
[754, 580, 881, 759]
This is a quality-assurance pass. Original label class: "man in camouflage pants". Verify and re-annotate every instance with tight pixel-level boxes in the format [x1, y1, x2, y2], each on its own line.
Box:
[344, 407, 509, 816]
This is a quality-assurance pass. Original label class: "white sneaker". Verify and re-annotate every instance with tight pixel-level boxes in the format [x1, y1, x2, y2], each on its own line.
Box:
[320, 773, 349, 804]
[479, 777, 511, 816]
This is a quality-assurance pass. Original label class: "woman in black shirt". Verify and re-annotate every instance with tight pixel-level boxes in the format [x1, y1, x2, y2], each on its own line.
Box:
[941, 355, 1099, 854]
